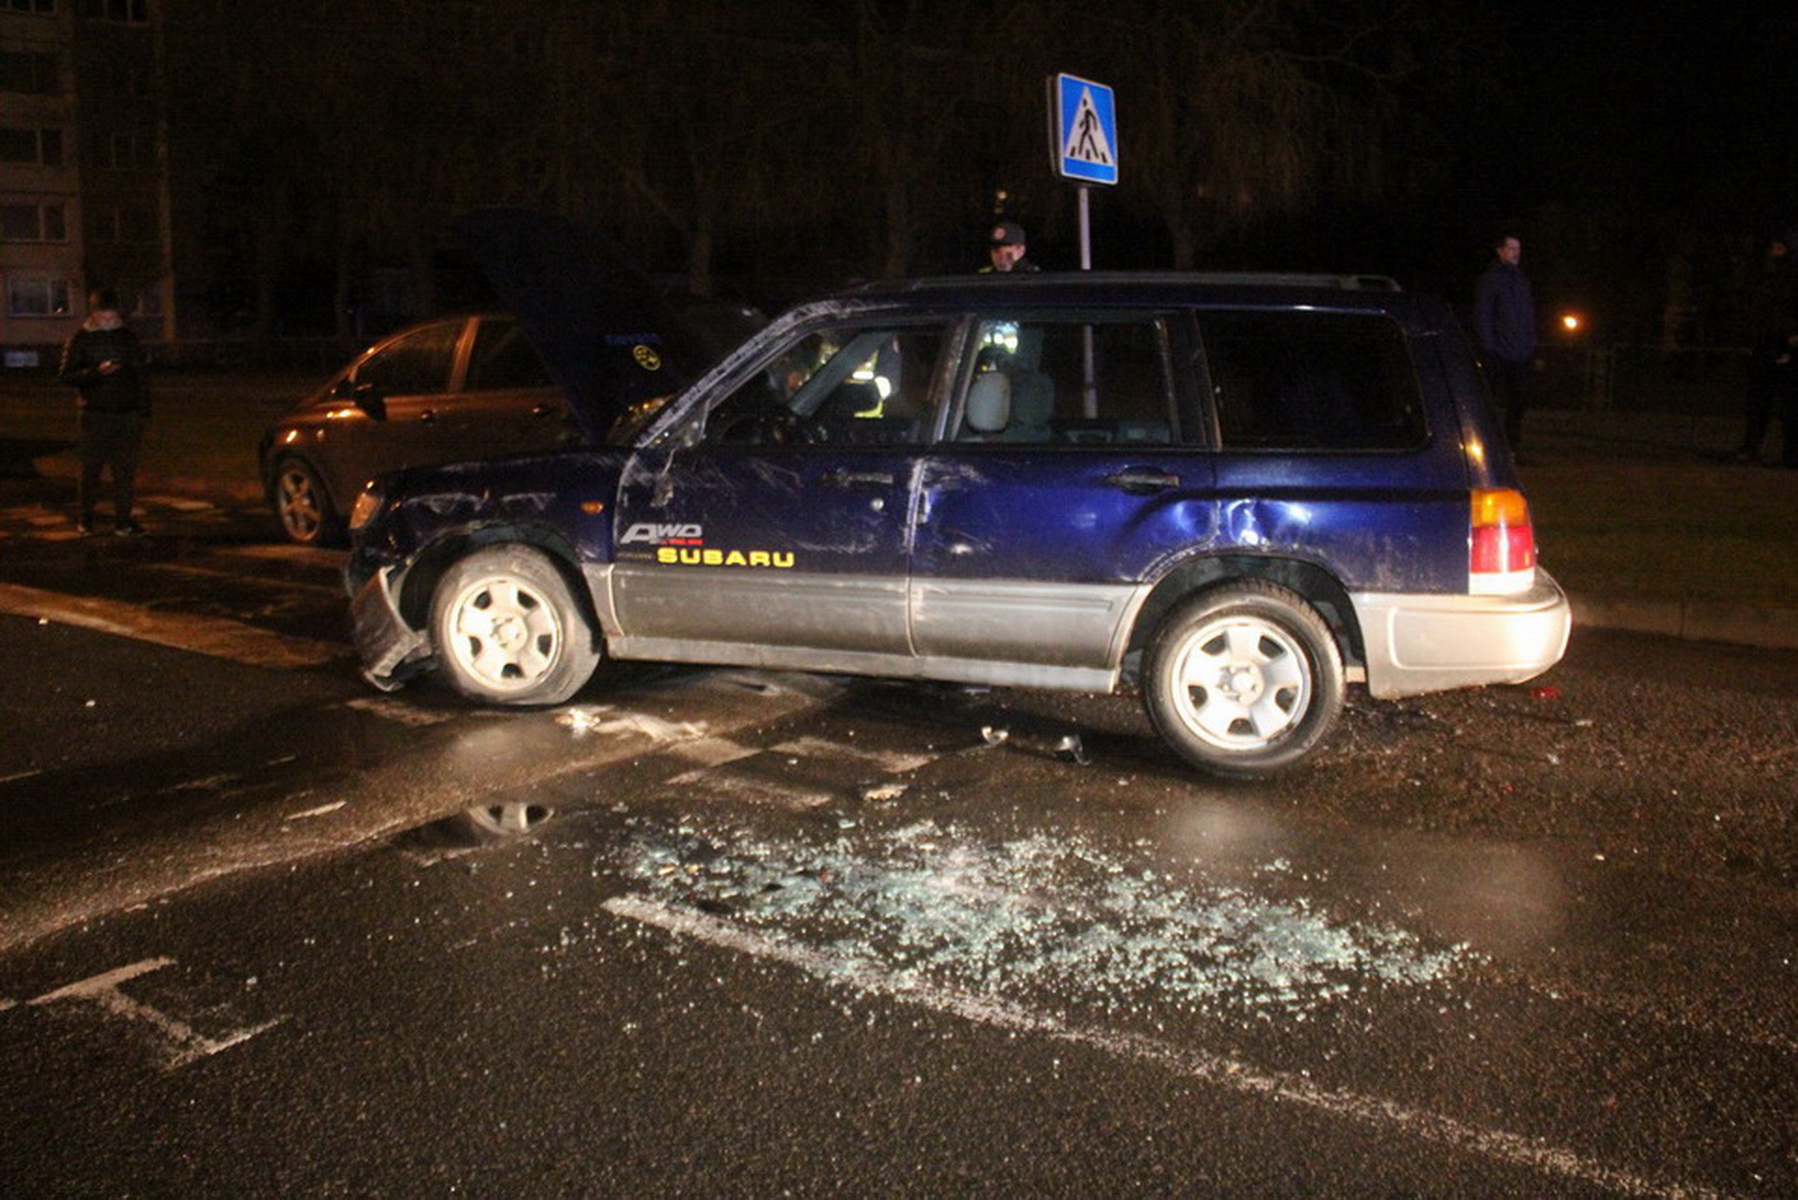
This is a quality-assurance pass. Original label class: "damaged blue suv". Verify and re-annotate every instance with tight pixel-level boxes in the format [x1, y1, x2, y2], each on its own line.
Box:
[345, 254, 1569, 778]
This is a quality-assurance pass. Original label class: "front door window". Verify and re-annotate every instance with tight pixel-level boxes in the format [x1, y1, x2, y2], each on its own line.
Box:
[610, 321, 949, 655]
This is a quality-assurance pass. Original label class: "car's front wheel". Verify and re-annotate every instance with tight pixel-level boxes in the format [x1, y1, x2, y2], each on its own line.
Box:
[430, 545, 599, 705]
[272, 457, 342, 545]
[1143, 580, 1344, 778]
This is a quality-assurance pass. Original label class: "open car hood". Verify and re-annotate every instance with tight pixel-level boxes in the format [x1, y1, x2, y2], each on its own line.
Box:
[454, 208, 729, 444]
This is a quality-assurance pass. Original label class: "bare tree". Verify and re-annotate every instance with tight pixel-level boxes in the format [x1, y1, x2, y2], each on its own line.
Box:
[163, 0, 1488, 335]
[827, 0, 990, 278]
[551, 1, 842, 296]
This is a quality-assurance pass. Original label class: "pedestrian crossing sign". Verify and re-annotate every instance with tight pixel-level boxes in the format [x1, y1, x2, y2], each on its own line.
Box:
[1052, 74, 1118, 186]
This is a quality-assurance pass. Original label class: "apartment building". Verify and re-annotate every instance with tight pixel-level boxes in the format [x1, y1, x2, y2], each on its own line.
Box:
[1, 0, 171, 368]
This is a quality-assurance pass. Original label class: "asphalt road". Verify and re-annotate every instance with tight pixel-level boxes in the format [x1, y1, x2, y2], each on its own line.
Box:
[0, 492, 1794, 1196]
[2, 640, 1795, 1196]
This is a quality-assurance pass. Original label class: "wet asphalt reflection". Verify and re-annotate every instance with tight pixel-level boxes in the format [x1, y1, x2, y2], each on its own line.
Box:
[2, 585, 1794, 1193]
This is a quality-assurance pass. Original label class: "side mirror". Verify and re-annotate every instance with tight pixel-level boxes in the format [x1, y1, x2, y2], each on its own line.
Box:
[353, 382, 387, 421]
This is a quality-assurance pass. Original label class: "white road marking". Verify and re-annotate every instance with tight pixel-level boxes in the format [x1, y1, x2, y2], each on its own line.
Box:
[666, 746, 837, 810]
[662, 732, 941, 810]
[285, 800, 347, 820]
[605, 898, 1713, 1200]
[0, 581, 347, 669]
[28, 957, 285, 1070]
[769, 736, 934, 774]
[667, 737, 761, 770]
[556, 707, 709, 743]
[674, 771, 835, 811]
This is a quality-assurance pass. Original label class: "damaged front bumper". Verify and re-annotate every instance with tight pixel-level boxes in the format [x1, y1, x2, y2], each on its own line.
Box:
[349, 565, 433, 690]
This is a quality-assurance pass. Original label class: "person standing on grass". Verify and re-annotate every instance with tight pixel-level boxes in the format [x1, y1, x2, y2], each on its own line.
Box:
[1733, 230, 1798, 467]
[59, 288, 150, 536]
[1475, 233, 1538, 461]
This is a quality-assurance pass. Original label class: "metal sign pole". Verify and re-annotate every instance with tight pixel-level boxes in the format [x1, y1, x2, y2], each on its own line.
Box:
[1079, 185, 1097, 416]
[1050, 73, 1115, 418]
[1078, 185, 1092, 270]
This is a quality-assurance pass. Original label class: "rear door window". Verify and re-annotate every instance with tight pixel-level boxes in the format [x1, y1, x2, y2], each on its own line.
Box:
[960, 315, 1185, 446]
[1197, 310, 1425, 451]
[465, 316, 555, 390]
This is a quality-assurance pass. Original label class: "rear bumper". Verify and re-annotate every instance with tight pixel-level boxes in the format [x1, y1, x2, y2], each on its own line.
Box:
[1352, 571, 1572, 698]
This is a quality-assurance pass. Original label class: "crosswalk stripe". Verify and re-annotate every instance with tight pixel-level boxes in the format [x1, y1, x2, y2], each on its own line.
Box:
[0, 581, 348, 669]
[664, 733, 940, 812]
[684, 771, 836, 810]
[769, 736, 935, 774]
[666, 738, 762, 777]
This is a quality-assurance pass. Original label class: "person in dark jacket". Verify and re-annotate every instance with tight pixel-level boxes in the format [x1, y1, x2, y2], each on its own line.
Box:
[59, 288, 151, 535]
[1475, 234, 1538, 457]
[980, 221, 1041, 274]
[1733, 231, 1798, 467]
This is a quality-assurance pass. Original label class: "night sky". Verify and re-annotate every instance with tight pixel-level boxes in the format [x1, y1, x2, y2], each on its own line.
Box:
[1497, 7, 1797, 219]
[1398, 7, 1798, 334]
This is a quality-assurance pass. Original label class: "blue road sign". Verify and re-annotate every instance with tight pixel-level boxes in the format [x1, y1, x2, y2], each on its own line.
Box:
[1053, 74, 1118, 186]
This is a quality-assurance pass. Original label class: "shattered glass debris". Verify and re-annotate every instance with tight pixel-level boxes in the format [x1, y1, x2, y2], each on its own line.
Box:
[615, 817, 1475, 1022]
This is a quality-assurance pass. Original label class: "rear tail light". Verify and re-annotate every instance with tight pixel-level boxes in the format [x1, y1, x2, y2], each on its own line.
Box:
[1470, 488, 1537, 593]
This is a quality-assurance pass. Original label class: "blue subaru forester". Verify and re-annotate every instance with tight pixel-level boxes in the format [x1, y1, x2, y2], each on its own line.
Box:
[344, 263, 1569, 779]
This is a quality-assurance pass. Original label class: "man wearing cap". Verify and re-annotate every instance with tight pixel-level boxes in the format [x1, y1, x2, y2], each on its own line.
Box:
[981, 221, 1040, 274]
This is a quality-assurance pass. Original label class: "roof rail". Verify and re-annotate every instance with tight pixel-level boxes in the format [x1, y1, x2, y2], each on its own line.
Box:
[864, 271, 1403, 294]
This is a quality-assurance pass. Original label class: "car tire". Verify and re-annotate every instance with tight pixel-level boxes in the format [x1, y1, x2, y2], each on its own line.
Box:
[1143, 580, 1344, 778]
[272, 457, 343, 546]
[430, 545, 600, 705]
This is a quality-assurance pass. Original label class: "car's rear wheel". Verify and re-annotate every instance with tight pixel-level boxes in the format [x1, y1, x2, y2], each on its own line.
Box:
[430, 545, 599, 705]
[272, 458, 342, 546]
[1143, 580, 1343, 778]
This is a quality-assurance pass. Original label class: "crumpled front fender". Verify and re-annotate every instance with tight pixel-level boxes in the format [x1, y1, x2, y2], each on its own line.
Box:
[350, 565, 432, 688]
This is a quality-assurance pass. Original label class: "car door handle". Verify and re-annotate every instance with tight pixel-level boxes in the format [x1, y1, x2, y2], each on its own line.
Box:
[823, 468, 896, 489]
[530, 403, 558, 417]
[418, 409, 438, 423]
[1103, 468, 1181, 494]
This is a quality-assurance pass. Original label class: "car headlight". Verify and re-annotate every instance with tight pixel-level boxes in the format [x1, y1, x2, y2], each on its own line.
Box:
[348, 483, 384, 532]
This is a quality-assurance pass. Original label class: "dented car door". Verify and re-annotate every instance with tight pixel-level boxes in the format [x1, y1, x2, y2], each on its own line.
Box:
[909, 313, 1213, 679]
[605, 322, 948, 664]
